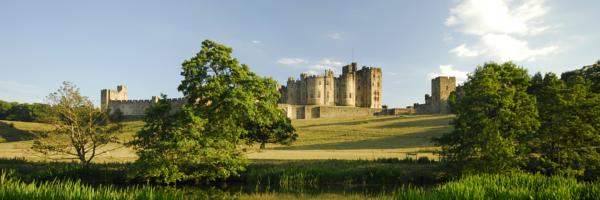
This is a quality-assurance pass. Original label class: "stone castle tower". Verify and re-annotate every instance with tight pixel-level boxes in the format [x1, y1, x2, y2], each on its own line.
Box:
[431, 76, 456, 114]
[100, 85, 128, 110]
[415, 76, 456, 114]
[279, 62, 382, 108]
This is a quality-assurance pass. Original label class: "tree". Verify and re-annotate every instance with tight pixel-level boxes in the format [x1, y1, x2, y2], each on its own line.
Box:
[436, 62, 539, 174]
[31, 82, 121, 166]
[0, 100, 13, 119]
[529, 71, 600, 176]
[178, 40, 297, 150]
[130, 40, 296, 183]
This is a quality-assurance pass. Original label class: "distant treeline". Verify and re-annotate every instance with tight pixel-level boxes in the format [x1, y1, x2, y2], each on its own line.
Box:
[0, 100, 51, 122]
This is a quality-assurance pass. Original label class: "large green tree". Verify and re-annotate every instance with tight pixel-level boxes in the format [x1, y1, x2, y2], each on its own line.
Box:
[130, 40, 296, 184]
[437, 62, 540, 174]
[178, 40, 296, 149]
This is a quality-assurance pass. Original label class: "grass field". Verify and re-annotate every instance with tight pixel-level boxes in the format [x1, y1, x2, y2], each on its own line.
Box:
[0, 115, 453, 162]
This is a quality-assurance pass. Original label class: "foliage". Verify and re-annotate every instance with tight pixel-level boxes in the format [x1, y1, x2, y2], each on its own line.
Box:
[0, 100, 52, 122]
[129, 40, 298, 184]
[436, 62, 540, 174]
[31, 82, 121, 166]
[130, 96, 247, 184]
[178, 40, 297, 149]
[528, 72, 600, 177]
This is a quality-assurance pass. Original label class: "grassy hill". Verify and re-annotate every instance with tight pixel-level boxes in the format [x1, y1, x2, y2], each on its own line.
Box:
[0, 115, 453, 162]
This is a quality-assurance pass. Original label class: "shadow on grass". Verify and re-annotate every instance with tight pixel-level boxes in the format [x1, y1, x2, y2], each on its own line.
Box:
[296, 116, 405, 128]
[277, 126, 451, 150]
[0, 121, 39, 142]
[297, 115, 453, 130]
[374, 115, 453, 129]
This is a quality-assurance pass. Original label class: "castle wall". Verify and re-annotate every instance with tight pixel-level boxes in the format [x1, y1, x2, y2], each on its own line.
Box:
[318, 106, 382, 119]
[277, 104, 382, 119]
[107, 98, 186, 117]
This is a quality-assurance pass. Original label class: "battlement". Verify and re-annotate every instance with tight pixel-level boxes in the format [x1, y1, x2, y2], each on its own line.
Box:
[110, 97, 186, 104]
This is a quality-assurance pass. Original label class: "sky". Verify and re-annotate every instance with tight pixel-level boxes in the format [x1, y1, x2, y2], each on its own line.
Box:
[0, 0, 598, 107]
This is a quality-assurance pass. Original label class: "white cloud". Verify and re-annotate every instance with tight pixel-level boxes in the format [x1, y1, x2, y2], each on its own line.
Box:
[278, 57, 345, 74]
[429, 65, 469, 83]
[446, 0, 558, 62]
[276, 58, 306, 65]
[446, 0, 549, 36]
[303, 70, 319, 75]
[251, 40, 262, 44]
[308, 58, 344, 71]
[479, 33, 558, 61]
[450, 44, 479, 57]
[328, 33, 342, 40]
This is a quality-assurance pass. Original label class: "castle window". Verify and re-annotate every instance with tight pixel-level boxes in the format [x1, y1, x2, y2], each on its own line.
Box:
[349, 93, 352, 98]
[319, 81, 322, 85]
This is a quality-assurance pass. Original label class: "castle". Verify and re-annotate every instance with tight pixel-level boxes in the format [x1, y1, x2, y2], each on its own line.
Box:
[279, 62, 382, 108]
[413, 76, 456, 114]
[276, 62, 386, 119]
[100, 63, 456, 120]
[100, 85, 185, 118]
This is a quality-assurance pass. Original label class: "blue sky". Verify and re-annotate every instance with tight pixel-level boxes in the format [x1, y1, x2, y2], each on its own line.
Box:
[0, 0, 598, 107]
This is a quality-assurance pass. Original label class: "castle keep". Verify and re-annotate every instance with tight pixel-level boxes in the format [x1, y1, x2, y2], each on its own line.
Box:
[277, 62, 383, 119]
[279, 62, 382, 108]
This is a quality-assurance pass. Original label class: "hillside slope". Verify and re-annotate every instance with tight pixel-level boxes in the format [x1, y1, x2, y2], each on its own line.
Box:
[0, 115, 453, 161]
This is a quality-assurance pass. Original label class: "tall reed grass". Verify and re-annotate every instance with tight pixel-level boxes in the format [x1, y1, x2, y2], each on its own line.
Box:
[0, 171, 187, 200]
[393, 173, 600, 200]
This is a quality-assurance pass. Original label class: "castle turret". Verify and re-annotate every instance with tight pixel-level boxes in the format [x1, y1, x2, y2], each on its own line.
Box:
[306, 75, 325, 105]
[323, 69, 335, 106]
[431, 76, 456, 114]
[100, 85, 128, 110]
[335, 63, 356, 106]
